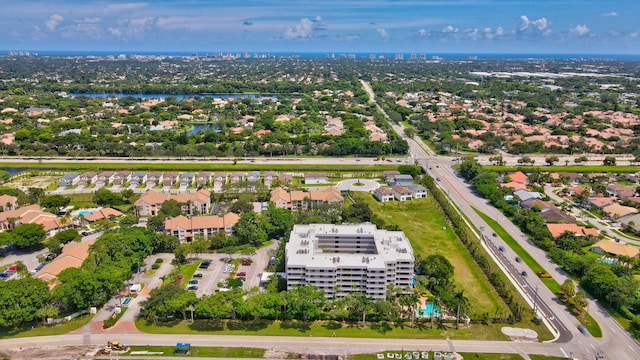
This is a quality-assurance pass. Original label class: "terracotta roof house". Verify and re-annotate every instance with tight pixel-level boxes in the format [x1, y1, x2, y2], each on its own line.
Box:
[587, 197, 616, 210]
[602, 203, 639, 220]
[34, 240, 96, 286]
[230, 172, 244, 184]
[591, 240, 640, 258]
[162, 172, 180, 187]
[79, 172, 97, 186]
[500, 182, 529, 191]
[135, 189, 211, 216]
[83, 208, 124, 222]
[270, 187, 343, 210]
[374, 187, 395, 202]
[278, 174, 293, 184]
[164, 213, 240, 242]
[214, 172, 227, 186]
[0, 195, 18, 211]
[147, 172, 163, 186]
[196, 172, 211, 187]
[509, 171, 529, 184]
[263, 171, 277, 187]
[546, 223, 600, 238]
[112, 171, 131, 186]
[97, 171, 115, 185]
[0, 204, 64, 233]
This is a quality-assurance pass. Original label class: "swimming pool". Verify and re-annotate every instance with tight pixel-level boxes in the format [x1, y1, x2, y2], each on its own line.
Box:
[416, 303, 441, 317]
[599, 258, 617, 264]
[122, 297, 133, 306]
[73, 208, 99, 218]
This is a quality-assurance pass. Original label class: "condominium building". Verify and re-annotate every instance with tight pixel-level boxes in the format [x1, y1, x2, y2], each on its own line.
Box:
[286, 223, 414, 300]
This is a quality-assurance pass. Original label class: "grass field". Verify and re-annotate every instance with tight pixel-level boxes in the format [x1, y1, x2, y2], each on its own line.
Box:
[484, 165, 639, 173]
[136, 318, 514, 341]
[352, 352, 564, 360]
[354, 193, 507, 316]
[126, 345, 266, 358]
[0, 314, 93, 339]
[0, 161, 397, 173]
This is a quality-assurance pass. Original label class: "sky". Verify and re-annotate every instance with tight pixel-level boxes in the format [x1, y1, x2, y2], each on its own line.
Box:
[1, 0, 639, 55]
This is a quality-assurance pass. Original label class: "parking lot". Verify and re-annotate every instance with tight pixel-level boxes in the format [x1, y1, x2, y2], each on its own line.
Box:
[188, 240, 279, 297]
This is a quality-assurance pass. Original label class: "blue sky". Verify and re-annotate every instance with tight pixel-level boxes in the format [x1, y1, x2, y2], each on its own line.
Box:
[1, 0, 639, 54]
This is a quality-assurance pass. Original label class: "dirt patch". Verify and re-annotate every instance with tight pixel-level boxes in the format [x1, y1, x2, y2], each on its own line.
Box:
[501, 326, 538, 341]
[0, 345, 94, 360]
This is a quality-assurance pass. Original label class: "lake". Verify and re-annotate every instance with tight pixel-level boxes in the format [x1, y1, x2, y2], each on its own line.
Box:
[69, 93, 278, 101]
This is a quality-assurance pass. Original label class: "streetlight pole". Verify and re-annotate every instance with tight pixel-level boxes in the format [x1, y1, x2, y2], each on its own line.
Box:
[533, 284, 539, 313]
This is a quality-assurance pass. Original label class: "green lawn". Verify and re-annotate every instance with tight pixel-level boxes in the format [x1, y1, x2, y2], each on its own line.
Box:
[66, 192, 97, 208]
[136, 318, 515, 341]
[126, 345, 265, 358]
[355, 194, 507, 316]
[0, 314, 93, 339]
[0, 161, 397, 173]
[484, 165, 639, 173]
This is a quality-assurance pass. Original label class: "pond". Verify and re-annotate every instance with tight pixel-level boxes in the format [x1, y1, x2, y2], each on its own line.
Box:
[186, 124, 222, 135]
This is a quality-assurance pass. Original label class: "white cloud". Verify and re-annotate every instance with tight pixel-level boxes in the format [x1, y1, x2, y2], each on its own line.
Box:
[76, 17, 101, 24]
[464, 28, 480, 40]
[284, 18, 314, 39]
[442, 25, 458, 33]
[628, 32, 638, 39]
[570, 24, 589, 36]
[418, 29, 426, 37]
[532, 18, 549, 31]
[602, 12, 618, 17]
[313, 16, 322, 22]
[484, 26, 506, 39]
[377, 28, 389, 40]
[45, 14, 63, 31]
[520, 15, 550, 32]
[108, 17, 155, 40]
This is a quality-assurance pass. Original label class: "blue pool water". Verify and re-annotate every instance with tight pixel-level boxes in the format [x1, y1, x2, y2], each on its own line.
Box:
[599, 258, 617, 264]
[122, 297, 133, 306]
[416, 303, 441, 317]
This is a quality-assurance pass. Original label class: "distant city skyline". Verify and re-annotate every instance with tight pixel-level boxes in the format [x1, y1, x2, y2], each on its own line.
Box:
[2, 1, 639, 55]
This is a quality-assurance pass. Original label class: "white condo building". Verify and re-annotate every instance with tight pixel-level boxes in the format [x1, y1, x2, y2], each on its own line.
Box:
[286, 224, 414, 300]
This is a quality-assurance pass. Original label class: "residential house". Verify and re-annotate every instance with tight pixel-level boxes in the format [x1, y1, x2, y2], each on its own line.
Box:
[163, 172, 179, 187]
[34, 240, 97, 287]
[546, 223, 600, 238]
[164, 213, 240, 242]
[180, 173, 195, 187]
[112, 171, 131, 186]
[619, 213, 640, 231]
[0, 195, 18, 211]
[79, 172, 97, 186]
[392, 186, 413, 201]
[591, 240, 640, 258]
[59, 172, 80, 188]
[130, 172, 147, 187]
[270, 187, 344, 210]
[230, 172, 244, 184]
[523, 199, 576, 223]
[383, 170, 401, 182]
[606, 184, 636, 200]
[587, 197, 616, 210]
[213, 172, 227, 187]
[601, 203, 639, 220]
[147, 172, 163, 187]
[304, 173, 330, 185]
[513, 189, 543, 202]
[278, 174, 293, 184]
[134, 189, 211, 216]
[247, 171, 261, 183]
[408, 184, 427, 198]
[196, 172, 211, 187]
[82, 208, 124, 222]
[97, 171, 115, 185]
[374, 187, 395, 202]
[508, 171, 529, 184]
[263, 171, 277, 187]
[0, 204, 70, 235]
[388, 174, 413, 186]
[500, 181, 529, 191]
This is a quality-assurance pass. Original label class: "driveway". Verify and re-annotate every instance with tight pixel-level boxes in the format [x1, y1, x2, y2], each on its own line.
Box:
[336, 179, 380, 192]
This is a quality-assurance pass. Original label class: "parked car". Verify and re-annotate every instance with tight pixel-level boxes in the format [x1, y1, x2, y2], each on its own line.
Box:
[188, 279, 199, 285]
[236, 272, 246, 277]
[187, 285, 198, 291]
[199, 261, 211, 269]
[193, 273, 203, 278]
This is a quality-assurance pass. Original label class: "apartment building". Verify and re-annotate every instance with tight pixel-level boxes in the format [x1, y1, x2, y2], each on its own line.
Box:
[286, 223, 414, 300]
[134, 189, 211, 216]
[164, 213, 239, 242]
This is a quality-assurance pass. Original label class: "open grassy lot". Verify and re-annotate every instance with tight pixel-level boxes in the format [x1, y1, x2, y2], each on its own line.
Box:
[126, 345, 266, 358]
[354, 193, 507, 316]
[0, 161, 397, 173]
[484, 165, 639, 173]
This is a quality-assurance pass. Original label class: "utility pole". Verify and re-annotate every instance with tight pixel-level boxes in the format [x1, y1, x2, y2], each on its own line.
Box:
[533, 284, 539, 313]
